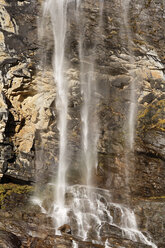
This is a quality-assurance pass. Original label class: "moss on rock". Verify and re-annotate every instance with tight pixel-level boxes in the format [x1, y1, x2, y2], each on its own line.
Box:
[138, 99, 165, 132]
[0, 183, 34, 209]
[148, 195, 165, 201]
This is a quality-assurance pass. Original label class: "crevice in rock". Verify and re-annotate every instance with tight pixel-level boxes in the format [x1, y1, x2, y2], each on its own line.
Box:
[0, 57, 19, 84]
[5, 111, 16, 137]
[0, 174, 33, 185]
[135, 150, 165, 162]
[7, 153, 16, 163]
[16, 117, 25, 133]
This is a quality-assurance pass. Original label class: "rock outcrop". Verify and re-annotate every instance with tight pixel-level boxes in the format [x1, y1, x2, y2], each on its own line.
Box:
[0, 0, 164, 247]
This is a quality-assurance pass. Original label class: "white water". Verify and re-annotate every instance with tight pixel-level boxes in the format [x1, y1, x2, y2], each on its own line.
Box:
[33, 185, 156, 247]
[34, 1, 157, 247]
[42, 0, 70, 228]
[72, 240, 78, 248]
[79, 0, 104, 187]
[99, 0, 104, 27]
[79, 13, 99, 187]
[105, 239, 111, 248]
[122, 0, 137, 151]
[70, 185, 156, 248]
[80, 61, 98, 185]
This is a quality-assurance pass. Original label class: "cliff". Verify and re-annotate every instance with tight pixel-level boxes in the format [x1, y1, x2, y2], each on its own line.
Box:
[0, 0, 164, 247]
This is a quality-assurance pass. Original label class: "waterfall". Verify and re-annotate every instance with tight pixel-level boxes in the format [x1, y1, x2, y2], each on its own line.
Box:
[80, 26, 98, 187]
[119, 0, 138, 202]
[42, 0, 69, 228]
[72, 240, 78, 248]
[80, 0, 103, 187]
[80, 62, 98, 186]
[32, 1, 157, 247]
[121, 0, 137, 151]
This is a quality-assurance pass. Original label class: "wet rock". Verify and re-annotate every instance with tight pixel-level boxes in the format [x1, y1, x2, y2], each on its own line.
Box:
[106, 236, 152, 248]
[0, 0, 163, 199]
[132, 153, 165, 198]
[0, 0, 163, 247]
[0, 230, 21, 248]
[100, 223, 123, 238]
[134, 199, 165, 247]
[58, 224, 72, 235]
[111, 75, 130, 89]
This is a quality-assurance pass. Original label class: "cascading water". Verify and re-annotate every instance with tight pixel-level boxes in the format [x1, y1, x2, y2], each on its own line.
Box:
[80, 61, 98, 186]
[121, 0, 137, 151]
[42, 0, 69, 228]
[34, 184, 157, 247]
[79, 0, 104, 187]
[33, 1, 157, 247]
[119, 0, 138, 201]
[79, 12, 99, 187]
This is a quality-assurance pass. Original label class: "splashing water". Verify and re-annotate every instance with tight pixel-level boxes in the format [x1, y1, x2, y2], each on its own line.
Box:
[33, 1, 157, 247]
[33, 185, 156, 247]
[105, 239, 112, 248]
[67, 185, 157, 248]
[72, 240, 78, 248]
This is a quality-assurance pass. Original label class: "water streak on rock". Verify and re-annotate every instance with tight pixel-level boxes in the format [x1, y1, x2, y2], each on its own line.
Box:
[122, 0, 137, 151]
[42, 0, 70, 228]
[34, 1, 157, 247]
[79, 9, 99, 186]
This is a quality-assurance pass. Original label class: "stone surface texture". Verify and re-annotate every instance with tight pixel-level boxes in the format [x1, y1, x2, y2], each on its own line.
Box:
[0, 0, 164, 247]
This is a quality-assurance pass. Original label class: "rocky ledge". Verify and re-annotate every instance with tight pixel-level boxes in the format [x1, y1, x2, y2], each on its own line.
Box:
[0, 183, 162, 248]
[0, 183, 158, 248]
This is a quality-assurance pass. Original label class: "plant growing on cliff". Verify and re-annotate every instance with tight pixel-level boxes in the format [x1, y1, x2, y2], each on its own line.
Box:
[0, 184, 33, 209]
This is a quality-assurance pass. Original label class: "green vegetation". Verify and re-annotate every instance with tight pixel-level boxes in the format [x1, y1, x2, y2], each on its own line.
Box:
[151, 119, 165, 132]
[138, 107, 149, 120]
[148, 195, 165, 201]
[0, 183, 34, 209]
[138, 99, 165, 132]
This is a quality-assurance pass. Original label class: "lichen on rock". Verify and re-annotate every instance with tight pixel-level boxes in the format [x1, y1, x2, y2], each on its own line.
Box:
[0, 0, 164, 247]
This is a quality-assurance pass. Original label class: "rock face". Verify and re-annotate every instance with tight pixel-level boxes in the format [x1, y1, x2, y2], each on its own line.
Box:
[0, 186, 155, 248]
[0, 0, 55, 182]
[135, 199, 165, 248]
[0, 0, 164, 247]
[0, 230, 21, 248]
[0, 0, 38, 182]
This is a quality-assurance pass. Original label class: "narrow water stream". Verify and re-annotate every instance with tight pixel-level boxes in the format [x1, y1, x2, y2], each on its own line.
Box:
[121, 0, 137, 151]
